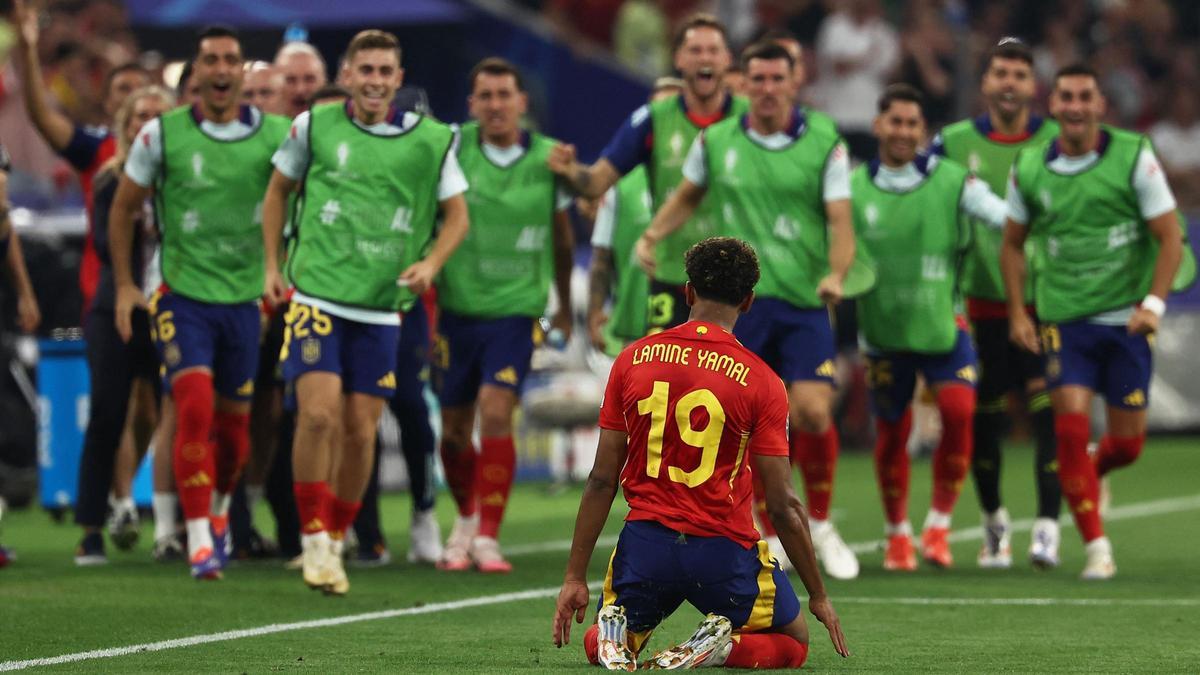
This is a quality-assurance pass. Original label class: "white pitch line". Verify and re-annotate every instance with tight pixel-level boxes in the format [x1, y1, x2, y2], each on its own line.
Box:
[0, 583, 600, 673]
[3, 493, 1198, 672]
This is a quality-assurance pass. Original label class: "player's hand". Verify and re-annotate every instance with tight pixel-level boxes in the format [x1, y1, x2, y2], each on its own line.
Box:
[588, 310, 608, 351]
[817, 274, 844, 306]
[1126, 307, 1159, 336]
[635, 234, 656, 276]
[12, 0, 38, 48]
[575, 196, 600, 222]
[547, 143, 577, 177]
[1008, 311, 1040, 354]
[114, 283, 148, 344]
[398, 259, 437, 295]
[263, 268, 287, 309]
[552, 579, 589, 648]
[809, 596, 850, 658]
[16, 292, 40, 334]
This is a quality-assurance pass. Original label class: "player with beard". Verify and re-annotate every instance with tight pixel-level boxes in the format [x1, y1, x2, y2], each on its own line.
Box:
[111, 26, 291, 580]
[549, 14, 747, 334]
[1002, 64, 1182, 579]
[634, 42, 859, 580]
[929, 38, 1062, 570]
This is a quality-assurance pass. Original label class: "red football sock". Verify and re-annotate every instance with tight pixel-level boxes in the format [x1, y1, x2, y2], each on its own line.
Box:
[477, 436, 517, 539]
[751, 474, 777, 537]
[329, 497, 362, 539]
[931, 385, 976, 514]
[584, 624, 600, 665]
[1056, 413, 1103, 542]
[874, 408, 912, 526]
[1095, 434, 1144, 476]
[213, 410, 251, 495]
[294, 481, 331, 535]
[171, 371, 216, 521]
[725, 633, 809, 669]
[795, 427, 839, 521]
[440, 440, 478, 518]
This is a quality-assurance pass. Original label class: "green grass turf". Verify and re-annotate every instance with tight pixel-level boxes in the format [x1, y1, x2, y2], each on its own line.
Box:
[0, 437, 1198, 672]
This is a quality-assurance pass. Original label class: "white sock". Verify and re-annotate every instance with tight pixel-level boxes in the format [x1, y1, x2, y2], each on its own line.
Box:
[885, 520, 913, 537]
[210, 492, 232, 519]
[924, 509, 952, 530]
[153, 492, 178, 542]
[245, 484, 264, 515]
[985, 507, 1010, 526]
[185, 517, 214, 557]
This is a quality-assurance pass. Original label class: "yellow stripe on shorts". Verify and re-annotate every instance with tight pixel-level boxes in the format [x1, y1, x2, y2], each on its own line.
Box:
[744, 540, 778, 631]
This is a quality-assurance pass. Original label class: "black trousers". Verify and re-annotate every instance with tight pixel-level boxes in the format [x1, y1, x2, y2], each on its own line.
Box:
[74, 307, 157, 528]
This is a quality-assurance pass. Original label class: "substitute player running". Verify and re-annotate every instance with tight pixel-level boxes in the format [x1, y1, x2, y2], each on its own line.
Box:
[111, 26, 290, 580]
[634, 42, 859, 580]
[263, 30, 468, 595]
[929, 38, 1062, 570]
[853, 84, 1010, 571]
[588, 77, 683, 354]
[1001, 64, 1182, 580]
[435, 58, 574, 573]
[552, 237, 848, 670]
[549, 14, 746, 333]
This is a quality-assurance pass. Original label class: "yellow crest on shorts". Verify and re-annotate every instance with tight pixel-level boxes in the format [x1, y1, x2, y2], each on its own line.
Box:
[301, 338, 321, 365]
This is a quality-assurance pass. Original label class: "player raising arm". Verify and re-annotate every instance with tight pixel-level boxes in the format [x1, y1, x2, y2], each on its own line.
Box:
[553, 237, 848, 670]
[1000, 64, 1182, 580]
[262, 30, 468, 596]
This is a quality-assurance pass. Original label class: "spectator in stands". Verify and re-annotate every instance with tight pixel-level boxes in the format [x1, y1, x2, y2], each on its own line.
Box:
[1150, 87, 1200, 210]
[613, 0, 670, 78]
[243, 61, 285, 115]
[896, 6, 956, 130]
[810, 0, 899, 161]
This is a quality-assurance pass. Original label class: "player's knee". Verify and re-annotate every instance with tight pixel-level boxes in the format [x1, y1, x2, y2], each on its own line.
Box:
[296, 405, 338, 440]
[478, 399, 515, 437]
[583, 623, 600, 665]
[791, 402, 830, 434]
[935, 384, 975, 423]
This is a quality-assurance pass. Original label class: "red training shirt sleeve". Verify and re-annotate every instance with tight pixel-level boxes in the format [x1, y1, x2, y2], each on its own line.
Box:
[748, 376, 790, 457]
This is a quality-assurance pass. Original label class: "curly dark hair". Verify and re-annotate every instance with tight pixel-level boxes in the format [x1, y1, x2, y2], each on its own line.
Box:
[684, 237, 759, 307]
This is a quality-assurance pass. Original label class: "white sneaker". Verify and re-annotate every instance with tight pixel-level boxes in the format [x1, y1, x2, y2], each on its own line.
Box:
[1029, 517, 1061, 570]
[407, 509, 443, 564]
[765, 535, 793, 571]
[810, 520, 859, 580]
[643, 614, 733, 669]
[596, 605, 637, 671]
[323, 538, 350, 595]
[977, 508, 1013, 569]
[437, 515, 477, 571]
[301, 533, 332, 590]
[1081, 536, 1116, 580]
[470, 535, 513, 574]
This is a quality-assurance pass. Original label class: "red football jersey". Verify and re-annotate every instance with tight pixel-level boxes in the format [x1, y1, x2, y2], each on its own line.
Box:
[598, 320, 790, 548]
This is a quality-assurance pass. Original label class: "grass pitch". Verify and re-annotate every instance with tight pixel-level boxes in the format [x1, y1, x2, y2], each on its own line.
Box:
[0, 437, 1197, 672]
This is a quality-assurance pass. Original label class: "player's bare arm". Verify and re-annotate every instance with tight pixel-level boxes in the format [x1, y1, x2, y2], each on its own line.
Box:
[399, 193, 469, 295]
[547, 144, 620, 199]
[819, 197, 854, 305]
[261, 169, 299, 308]
[109, 175, 154, 342]
[12, 0, 75, 151]
[5, 230, 41, 333]
[636, 178, 706, 274]
[1128, 209, 1183, 336]
[587, 246, 614, 350]
[1000, 217, 1038, 353]
[553, 428, 629, 648]
[755, 453, 851, 658]
[551, 209, 575, 339]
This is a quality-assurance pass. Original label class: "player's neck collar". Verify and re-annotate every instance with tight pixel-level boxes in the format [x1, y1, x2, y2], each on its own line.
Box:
[1047, 128, 1110, 162]
[868, 152, 932, 179]
[740, 107, 806, 138]
[479, 126, 531, 151]
[344, 99, 404, 127]
[974, 112, 1044, 140]
[191, 103, 253, 126]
